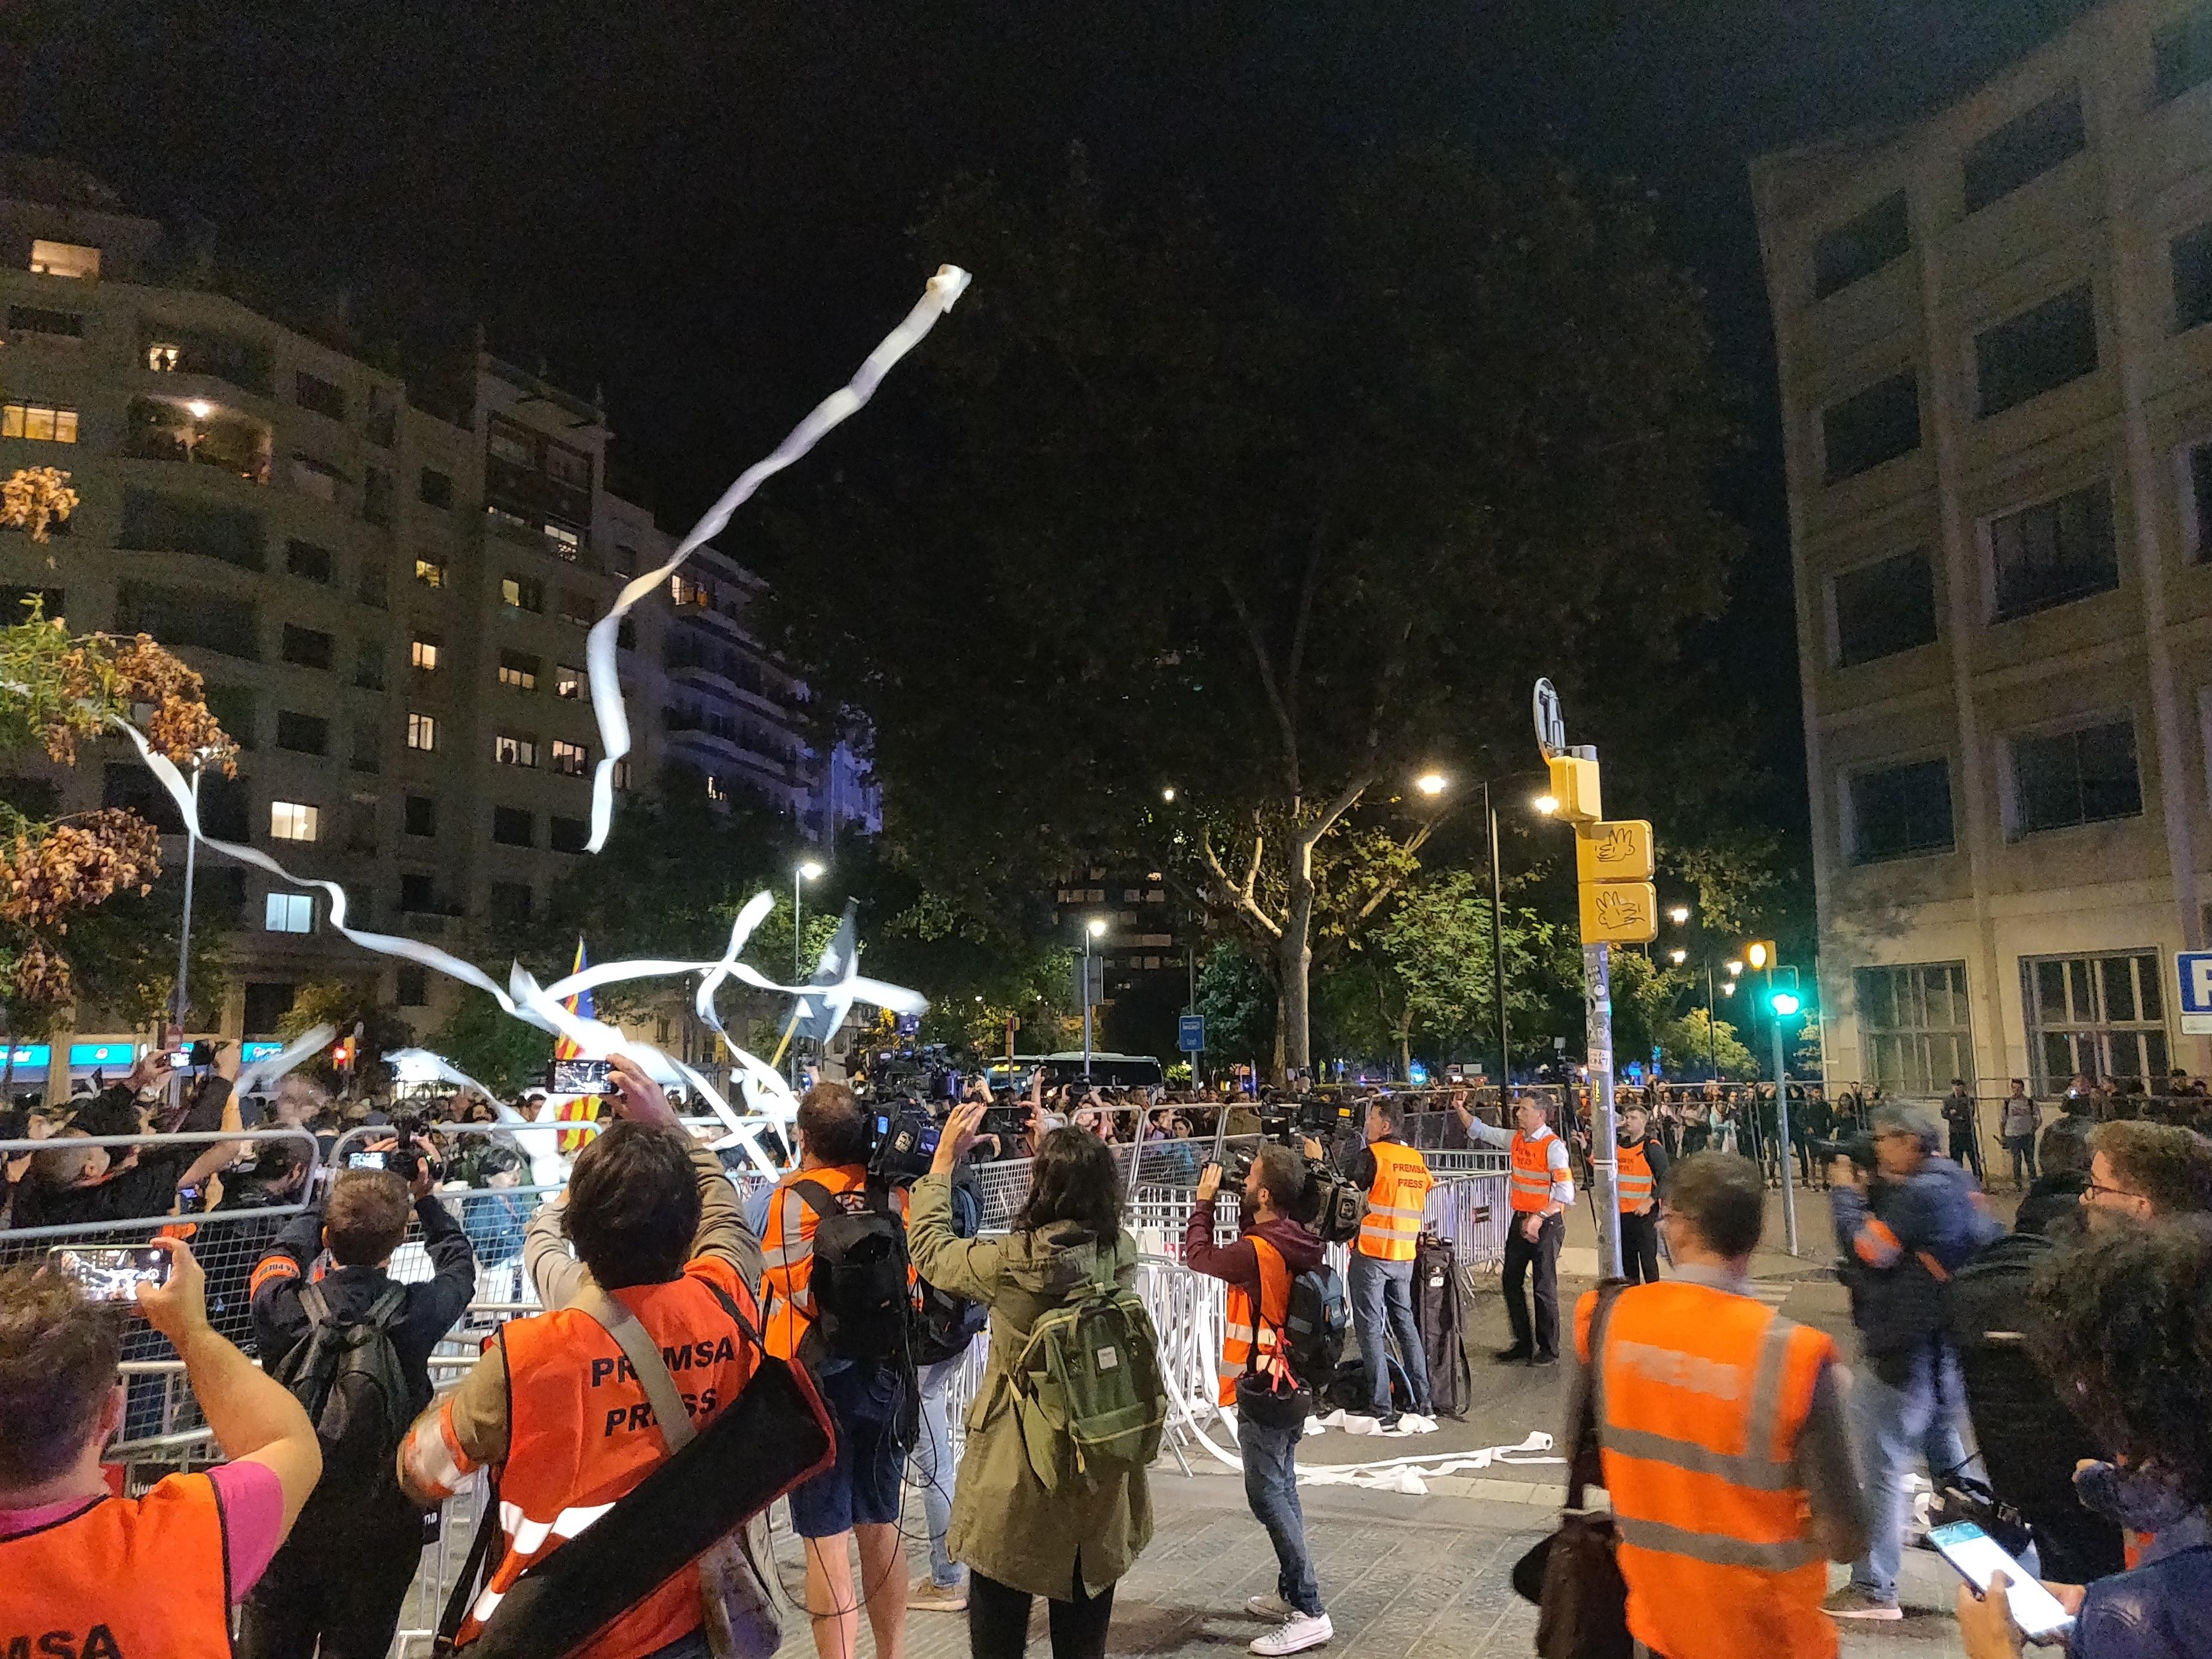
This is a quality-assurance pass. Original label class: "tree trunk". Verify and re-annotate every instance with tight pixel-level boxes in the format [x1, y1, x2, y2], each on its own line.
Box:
[1398, 1015, 1413, 1084]
[1278, 831, 1318, 1080]
[1270, 989, 1289, 1086]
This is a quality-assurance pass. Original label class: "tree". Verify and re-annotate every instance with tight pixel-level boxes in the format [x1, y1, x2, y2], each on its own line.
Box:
[1193, 941, 1274, 1073]
[429, 989, 555, 1101]
[1368, 869, 1569, 1080]
[1, 466, 78, 544]
[763, 145, 1742, 1078]
[1665, 1006, 1758, 1081]
[277, 979, 414, 1093]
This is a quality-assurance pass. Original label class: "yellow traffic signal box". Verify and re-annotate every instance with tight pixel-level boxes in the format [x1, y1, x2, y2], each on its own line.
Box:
[1580, 881, 1658, 945]
[1743, 940, 1778, 973]
[1547, 753, 1603, 824]
[1576, 819, 1654, 885]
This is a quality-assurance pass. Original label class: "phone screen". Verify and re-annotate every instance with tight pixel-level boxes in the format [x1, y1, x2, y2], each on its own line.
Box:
[347, 1151, 387, 1170]
[549, 1058, 616, 1097]
[1928, 1522, 2075, 1643]
[48, 1246, 170, 1303]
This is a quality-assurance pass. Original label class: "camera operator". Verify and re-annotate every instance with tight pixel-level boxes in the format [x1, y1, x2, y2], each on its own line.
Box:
[15, 1044, 241, 1229]
[1334, 1096, 1435, 1423]
[1190, 1148, 1333, 1655]
[242, 1155, 478, 1658]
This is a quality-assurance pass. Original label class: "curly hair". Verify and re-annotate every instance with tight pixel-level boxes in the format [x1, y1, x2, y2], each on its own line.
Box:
[1012, 1126, 1122, 1242]
[2088, 1120, 2212, 1215]
[2029, 1216, 2212, 1502]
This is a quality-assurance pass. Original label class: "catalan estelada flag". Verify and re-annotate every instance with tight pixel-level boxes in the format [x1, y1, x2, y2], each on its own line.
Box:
[553, 939, 597, 1153]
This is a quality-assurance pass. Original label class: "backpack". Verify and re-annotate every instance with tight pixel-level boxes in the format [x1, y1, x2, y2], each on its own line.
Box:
[271, 1279, 413, 1508]
[912, 1171, 989, 1368]
[1010, 1250, 1166, 1491]
[792, 1178, 913, 1365]
[1413, 1229, 1472, 1419]
[1279, 1260, 1348, 1388]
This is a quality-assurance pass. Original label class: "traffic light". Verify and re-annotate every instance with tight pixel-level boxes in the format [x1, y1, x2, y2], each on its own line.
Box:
[1768, 989, 1802, 1018]
[1743, 939, 1778, 973]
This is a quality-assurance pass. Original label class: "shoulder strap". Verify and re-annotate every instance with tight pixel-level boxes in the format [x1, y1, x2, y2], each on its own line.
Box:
[789, 1178, 839, 1222]
[434, 1468, 501, 1653]
[298, 1278, 330, 1327]
[365, 1284, 408, 1330]
[697, 1275, 766, 1356]
[575, 1288, 697, 1454]
[1568, 1281, 1627, 1511]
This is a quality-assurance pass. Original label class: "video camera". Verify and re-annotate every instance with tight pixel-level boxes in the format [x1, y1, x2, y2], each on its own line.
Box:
[866, 1101, 940, 1185]
[1215, 1146, 1368, 1247]
[1810, 1129, 1875, 1174]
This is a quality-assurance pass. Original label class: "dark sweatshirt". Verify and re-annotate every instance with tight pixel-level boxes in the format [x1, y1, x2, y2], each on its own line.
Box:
[1185, 1196, 1326, 1308]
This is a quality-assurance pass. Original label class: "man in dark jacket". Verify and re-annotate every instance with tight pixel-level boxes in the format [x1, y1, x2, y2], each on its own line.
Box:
[1825, 1104, 2003, 1622]
[2012, 1114, 2094, 1237]
[1941, 1079, 1987, 1183]
[240, 1159, 478, 1659]
[14, 1047, 239, 1229]
[1192, 1146, 1333, 1656]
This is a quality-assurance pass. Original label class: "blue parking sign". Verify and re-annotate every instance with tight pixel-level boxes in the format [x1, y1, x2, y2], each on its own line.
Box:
[1178, 1015, 1206, 1053]
[2179, 952, 2212, 1035]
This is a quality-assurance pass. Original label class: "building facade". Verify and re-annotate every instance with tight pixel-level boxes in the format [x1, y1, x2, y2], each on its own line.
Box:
[1752, 0, 2212, 1092]
[0, 160, 845, 1078]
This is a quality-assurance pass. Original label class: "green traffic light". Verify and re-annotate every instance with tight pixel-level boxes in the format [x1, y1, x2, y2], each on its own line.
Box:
[1769, 991, 1802, 1017]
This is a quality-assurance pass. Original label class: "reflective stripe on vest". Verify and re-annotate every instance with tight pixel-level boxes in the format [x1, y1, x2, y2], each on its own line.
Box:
[760, 1163, 869, 1361]
[459, 1264, 760, 1659]
[1587, 1280, 1838, 1659]
[0, 1474, 233, 1659]
[1509, 1130, 1559, 1212]
[1356, 1141, 1434, 1259]
[1219, 1235, 1294, 1405]
[1617, 1139, 1654, 1212]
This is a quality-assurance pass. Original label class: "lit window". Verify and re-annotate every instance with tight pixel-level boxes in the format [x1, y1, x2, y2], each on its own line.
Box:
[612, 759, 633, 792]
[501, 575, 542, 612]
[494, 732, 537, 767]
[411, 638, 439, 671]
[29, 240, 99, 280]
[555, 663, 585, 699]
[551, 739, 588, 775]
[146, 342, 179, 372]
[545, 524, 581, 561]
[269, 801, 319, 842]
[670, 575, 710, 608]
[497, 650, 539, 691]
[263, 892, 313, 933]
[407, 712, 436, 751]
[413, 557, 446, 589]
[1, 404, 77, 443]
[705, 773, 728, 802]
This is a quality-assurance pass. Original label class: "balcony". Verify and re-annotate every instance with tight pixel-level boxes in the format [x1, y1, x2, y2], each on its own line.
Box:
[140, 330, 274, 398]
[123, 397, 270, 484]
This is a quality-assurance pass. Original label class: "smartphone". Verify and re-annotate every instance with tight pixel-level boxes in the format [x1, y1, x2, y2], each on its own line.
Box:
[1929, 1521, 2075, 1645]
[48, 1246, 170, 1303]
[548, 1058, 617, 1097]
[347, 1151, 388, 1170]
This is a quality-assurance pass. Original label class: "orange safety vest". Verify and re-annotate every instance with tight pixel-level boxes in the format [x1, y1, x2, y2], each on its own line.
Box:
[0, 1472, 233, 1659]
[1356, 1140, 1434, 1260]
[456, 1258, 760, 1659]
[760, 1163, 910, 1361]
[1218, 1235, 1294, 1405]
[1617, 1138, 1655, 1214]
[1509, 1128, 1562, 1214]
[1575, 1280, 1839, 1659]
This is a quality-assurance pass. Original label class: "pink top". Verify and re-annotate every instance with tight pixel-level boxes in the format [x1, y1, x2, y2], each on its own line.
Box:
[0, 1461, 286, 1601]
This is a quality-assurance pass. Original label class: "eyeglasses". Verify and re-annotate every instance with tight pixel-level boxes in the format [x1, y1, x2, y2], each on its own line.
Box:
[2082, 1179, 2147, 1205]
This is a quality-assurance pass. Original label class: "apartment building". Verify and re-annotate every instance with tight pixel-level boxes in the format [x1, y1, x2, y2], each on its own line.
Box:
[0, 158, 841, 1074]
[1751, 0, 2212, 1093]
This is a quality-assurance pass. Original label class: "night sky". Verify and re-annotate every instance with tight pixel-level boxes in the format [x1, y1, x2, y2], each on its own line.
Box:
[3, 0, 2104, 806]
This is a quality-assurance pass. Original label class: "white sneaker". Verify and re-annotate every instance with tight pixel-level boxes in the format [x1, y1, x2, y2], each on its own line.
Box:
[1251, 1612, 1333, 1654]
[1245, 1592, 1295, 1621]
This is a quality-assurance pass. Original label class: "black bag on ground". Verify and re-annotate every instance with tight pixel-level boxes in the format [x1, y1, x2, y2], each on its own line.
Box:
[1324, 1351, 1410, 1415]
[793, 1177, 912, 1365]
[912, 1169, 989, 1367]
[1511, 1280, 1631, 1659]
[271, 1281, 413, 1507]
[1412, 1229, 1471, 1419]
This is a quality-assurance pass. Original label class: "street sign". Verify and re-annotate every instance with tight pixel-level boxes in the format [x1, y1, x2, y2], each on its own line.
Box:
[1575, 819, 1655, 884]
[2179, 951, 2212, 1034]
[1578, 881, 1658, 945]
[1075, 955, 1105, 1008]
[1532, 678, 1566, 758]
[1178, 1014, 1206, 1053]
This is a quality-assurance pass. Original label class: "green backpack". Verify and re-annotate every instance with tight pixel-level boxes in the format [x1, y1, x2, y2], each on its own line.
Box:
[1010, 1248, 1168, 1492]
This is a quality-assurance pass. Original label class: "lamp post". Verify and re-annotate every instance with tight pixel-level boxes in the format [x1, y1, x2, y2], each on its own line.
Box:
[790, 859, 823, 1086]
[1770, 986, 1804, 1256]
[169, 760, 206, 1043]
[1083, 918, 1107, 1080]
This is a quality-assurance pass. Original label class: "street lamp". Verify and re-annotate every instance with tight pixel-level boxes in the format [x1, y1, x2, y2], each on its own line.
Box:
[790, 859, 824, 1086]
[1426, 771, 1554, 1093]
[1669, 949, 1687, 965]
[1083, 917, 1107, 1080]
[1532, 794, 1560, 816]
[1667, 905, 1691, 925]
[1726, 959, 1744, 977]
[168, 750, 220, 1046]
[1161, 786, 1176, 803]
[1414, 771, 1447, 797]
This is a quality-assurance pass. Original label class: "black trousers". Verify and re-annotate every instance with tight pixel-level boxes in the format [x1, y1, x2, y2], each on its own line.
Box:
[1620, 1209, 1661, 1285]
[970, 1565, 1116, 1659]
[237, 1511, 426, 1659]
[1502, 1212, 1565, 1356]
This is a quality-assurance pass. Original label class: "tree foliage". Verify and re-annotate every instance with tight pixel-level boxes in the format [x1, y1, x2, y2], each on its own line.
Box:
[429, 989, 555, 1102]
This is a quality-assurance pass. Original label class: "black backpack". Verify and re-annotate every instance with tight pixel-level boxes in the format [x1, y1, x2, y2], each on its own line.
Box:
[1413, 1230, 1472, 1419]
[1279, 1261, 1348, 1387]
[271, 1280, 413, 1507]
[912, 1172, 989, 1367]
[793, 1178, 913, 1365]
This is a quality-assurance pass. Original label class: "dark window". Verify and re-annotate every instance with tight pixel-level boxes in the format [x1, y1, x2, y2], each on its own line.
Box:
[274, 710, 328, 756]
[2155, 3, 2212, 102]
[1813, 193, 1911, 299]
[1963, 91, 2086, 213]
[1834, 549, 1938, 667]
[2192, 443, 2212, 563]
[419, 468, 454, 509]
[366, 386, 397, 449]
[355, 638, 385, 691]
[612, 543, 639, 576]
[1823, 371, 1921, 481]
[549, 814, 590, 854]
[491, 806, 534, 847]
[201, 685, 255, 750]
[285, 539, 333, 583]
[1990, 482, 2118, 619]
[114, 584, 258, 659]
[280, 625, 334, 672]
[616, 618, 637, 651]
[198, 773, 249, 841]
[102, 762, 185, 834]
[558, 588, 595, 625]
[243, 982, 296, 1036]
[488, 881, 533, 927]
[294, 371, 346, 421]
[1856, 963, 1975, 1095]
[118, 490, 264, 570]
[7, 305, 82, 338]
[1977, 286, 2098, 416]
[1850, 759, 1955, 862]
[350, 717, 380, 774]
[363, 466, 395, 527]
[2175, 222, 2212, 333]
[359, 559, 388, 609]
[399, 872, 435, 912]
[2014, 720, 2142, 835]
[404, 795, 436, 837]
[396, 965, 428, 1007]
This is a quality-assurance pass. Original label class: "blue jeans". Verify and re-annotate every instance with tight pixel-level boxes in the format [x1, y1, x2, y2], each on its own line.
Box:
[1240, 1416, 1322, 1617]
[1347, 1252, 1430, 1416]
[1850, 1341, 1984, 1600]
[910, 1355, 966, 1588]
